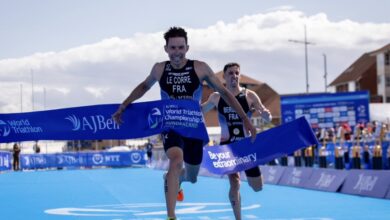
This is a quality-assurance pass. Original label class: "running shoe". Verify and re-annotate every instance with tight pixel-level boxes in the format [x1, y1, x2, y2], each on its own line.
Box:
[177, 188, 184, 202]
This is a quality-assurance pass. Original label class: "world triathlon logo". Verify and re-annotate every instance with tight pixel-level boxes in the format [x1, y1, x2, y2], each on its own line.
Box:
[0, 120, 11, 137]
[148, 108, 163, 129]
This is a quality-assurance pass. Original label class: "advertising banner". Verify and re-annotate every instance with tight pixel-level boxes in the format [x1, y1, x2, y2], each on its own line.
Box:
[304, 169, 348, 192]
[281, 91, 370, 129]
[0, 100, 208, 144]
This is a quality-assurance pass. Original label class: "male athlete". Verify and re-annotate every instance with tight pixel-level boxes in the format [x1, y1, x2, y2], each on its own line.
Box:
[202, 62, 271, 220]
[112, 27, 256, 220]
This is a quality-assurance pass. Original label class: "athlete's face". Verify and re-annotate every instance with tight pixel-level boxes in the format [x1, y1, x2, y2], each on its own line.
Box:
[224, 66, 240, 88]
[164, 37, 189, 67]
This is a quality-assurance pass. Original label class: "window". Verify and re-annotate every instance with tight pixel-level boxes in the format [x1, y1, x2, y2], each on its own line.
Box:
[336, 84, 348, 92]
[386, 76, 390, 87]
[385, 52, 390, 66]
[355, 82, 361, 91]
[387, 97, 390, 103]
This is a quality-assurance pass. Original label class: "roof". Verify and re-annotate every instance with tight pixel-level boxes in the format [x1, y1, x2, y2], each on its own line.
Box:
[329, 43, 390, 86]
[369, 43, 390, 56]
[329, 53, 376, 86]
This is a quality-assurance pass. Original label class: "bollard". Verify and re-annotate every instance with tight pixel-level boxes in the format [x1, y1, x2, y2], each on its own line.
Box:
[343, 145, 350, 167]
[319, 145, 327, 168]
[304, 146, 314, 167]
[352, 145, 362, 169]
[387, 146, 390, 170]
[268, 159, 277, 166]
[280, 155, 288, 166]
[372, 144, 383, 170]
[363, 145, 370, 165]
[294, 150, 302, 167]
[334, 146, 344, 169]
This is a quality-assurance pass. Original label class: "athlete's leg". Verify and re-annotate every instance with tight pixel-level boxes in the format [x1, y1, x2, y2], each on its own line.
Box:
[181, 138, 203, 184]
[245, 166, 263, 192]
[162, 131, 185, 218]
[228, 172, 241, 220]
[165, 146, 183, 218]
[182, 163, 200, 183]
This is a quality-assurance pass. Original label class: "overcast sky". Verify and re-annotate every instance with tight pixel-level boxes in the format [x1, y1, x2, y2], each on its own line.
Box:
[0, 0, 389, 113]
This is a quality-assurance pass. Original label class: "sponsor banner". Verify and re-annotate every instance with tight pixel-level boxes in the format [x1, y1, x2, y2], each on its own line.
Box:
[278, 167, 314, 187]
[20, 154, 57, 169]
[202, 117, 319, 175]
[304, 169, 348, 192]
[0, 151, 11, 171]
[56, 152, 88, 167]
[20, 151, 146, 169]
[260, 165, 286, 184]
[281, 91, 370, 129]
[340, 169, 390, 198]
[0, 100, 209, 145]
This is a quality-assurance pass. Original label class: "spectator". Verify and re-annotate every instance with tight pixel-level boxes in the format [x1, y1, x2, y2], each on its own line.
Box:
[12, 143, 21, 171]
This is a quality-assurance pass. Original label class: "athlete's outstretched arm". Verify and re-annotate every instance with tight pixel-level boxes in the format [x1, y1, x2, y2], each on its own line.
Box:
[201, 92, 220, 114]
[197, 61, 257, 142]
[248, 90, 272, 123]
[112, 63, 160, 125]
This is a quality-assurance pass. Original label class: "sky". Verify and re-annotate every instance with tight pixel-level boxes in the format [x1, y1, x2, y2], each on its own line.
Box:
[0, 0, 389, 113]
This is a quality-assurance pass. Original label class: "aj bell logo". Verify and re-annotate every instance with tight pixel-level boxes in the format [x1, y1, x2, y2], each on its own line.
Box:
[148, 108, 163, 129]
[65, 114, 119, 133]
[0, 120, 11, 137]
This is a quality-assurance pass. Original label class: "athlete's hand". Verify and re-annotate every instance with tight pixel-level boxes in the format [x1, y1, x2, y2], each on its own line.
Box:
[243, 117, 257, 143]
[112, 104, 126, 125]
[261, 109, 272, 123]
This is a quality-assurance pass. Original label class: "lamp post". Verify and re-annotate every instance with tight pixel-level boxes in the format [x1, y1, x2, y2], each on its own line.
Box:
[323, 54, 328, 92]
[288, 25, 314, 93]
[31, 69, 35, 111]
[20, 84, 23, 112]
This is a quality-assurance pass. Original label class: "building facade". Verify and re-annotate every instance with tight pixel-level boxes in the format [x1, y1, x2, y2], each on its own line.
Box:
[329, 43, 390, 103]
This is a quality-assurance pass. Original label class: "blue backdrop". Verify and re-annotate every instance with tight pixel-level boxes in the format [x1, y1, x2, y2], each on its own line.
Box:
[281, 91, 370, 129]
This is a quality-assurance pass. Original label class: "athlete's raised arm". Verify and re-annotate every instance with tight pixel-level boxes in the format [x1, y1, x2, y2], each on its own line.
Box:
[112, 62, 163, 125]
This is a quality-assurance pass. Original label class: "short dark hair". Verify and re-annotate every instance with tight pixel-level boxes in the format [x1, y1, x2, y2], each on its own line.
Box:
[223, 62, 240, 73]
[164, 27, 188, 44]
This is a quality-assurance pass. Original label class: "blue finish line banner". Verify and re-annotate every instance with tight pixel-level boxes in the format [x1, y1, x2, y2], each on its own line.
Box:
[0, 100, 209, 144]
[19, 151, 146, 169]
[202, 117, 319, 175]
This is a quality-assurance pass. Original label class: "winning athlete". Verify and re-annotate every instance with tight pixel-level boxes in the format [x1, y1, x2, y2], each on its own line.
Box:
[202, 62, 272, 220]
[112, 27, 256, 220]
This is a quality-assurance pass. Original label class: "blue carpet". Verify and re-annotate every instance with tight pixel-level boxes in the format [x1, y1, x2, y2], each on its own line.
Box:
[0, 168, 389, 220]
